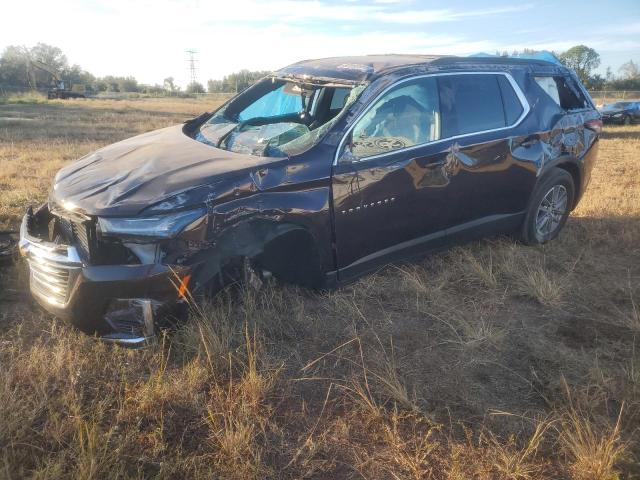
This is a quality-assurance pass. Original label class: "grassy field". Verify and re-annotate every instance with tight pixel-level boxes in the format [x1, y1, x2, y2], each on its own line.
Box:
[0, 97, 638, 479]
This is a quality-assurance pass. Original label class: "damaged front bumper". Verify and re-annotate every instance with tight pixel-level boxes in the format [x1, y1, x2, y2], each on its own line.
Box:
[600, 114, 628, 125]
[19, 207, 191, 346]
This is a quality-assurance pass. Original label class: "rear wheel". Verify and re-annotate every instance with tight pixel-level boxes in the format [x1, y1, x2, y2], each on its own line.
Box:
[520, 168, 575, 245]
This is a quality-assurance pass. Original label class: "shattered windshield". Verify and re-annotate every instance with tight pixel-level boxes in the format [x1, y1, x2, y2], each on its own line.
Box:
[195, 78, 364, 157]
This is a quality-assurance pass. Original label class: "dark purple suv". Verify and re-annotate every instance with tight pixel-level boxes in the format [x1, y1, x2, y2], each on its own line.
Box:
[20, 55, 601, 345]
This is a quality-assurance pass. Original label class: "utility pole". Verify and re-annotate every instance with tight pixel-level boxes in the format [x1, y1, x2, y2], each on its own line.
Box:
[186, 49, 198, 87]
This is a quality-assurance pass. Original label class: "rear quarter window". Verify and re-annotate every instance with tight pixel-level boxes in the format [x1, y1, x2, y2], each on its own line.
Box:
[534, 75, 589, 111]
[438, 74, 506, 138]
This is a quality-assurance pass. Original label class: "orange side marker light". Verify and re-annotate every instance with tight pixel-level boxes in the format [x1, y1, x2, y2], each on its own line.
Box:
[177, 274, 192, 300]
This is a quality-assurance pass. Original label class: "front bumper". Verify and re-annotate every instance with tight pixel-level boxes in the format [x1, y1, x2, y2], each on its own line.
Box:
[19, 212, 190, 346]
[601, 115, 626, 124]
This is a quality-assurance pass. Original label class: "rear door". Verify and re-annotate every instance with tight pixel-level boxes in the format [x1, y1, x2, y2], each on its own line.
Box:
[435, 73, 532, 232]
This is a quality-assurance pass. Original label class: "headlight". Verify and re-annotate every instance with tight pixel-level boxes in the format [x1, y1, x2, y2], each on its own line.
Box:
[98, 208, 206, 239]
[613, 113, 623, 117]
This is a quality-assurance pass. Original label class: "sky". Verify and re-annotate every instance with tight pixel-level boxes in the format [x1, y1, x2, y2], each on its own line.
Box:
[2, 0, 639, 88]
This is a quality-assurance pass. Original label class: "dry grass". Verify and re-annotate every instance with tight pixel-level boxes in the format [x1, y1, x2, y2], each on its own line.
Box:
[0, 97, 639, 478]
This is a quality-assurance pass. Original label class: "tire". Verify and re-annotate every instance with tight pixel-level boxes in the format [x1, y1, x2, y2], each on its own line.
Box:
[520, 168, 575, 245]
[623, 115, 631, 126]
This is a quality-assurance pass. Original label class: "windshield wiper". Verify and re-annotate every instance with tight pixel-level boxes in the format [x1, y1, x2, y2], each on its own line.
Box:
[215, 122, 243, 148]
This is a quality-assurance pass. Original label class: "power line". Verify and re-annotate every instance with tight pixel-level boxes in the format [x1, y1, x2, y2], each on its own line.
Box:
[186, 49, 198, 85]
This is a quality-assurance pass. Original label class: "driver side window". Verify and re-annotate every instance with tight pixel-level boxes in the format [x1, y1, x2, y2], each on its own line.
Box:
[350, 77, 440, 159]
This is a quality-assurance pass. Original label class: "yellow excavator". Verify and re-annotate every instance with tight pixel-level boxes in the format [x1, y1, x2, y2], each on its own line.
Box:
[28, 59, 85, 99]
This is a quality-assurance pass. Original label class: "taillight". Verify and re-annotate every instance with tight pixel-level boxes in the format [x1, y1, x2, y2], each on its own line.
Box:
[584, 118, 603, 134]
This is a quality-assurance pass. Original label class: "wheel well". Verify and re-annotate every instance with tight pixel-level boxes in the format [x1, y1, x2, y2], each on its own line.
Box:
[555, 162, 581, 209]
[257, 228, 324, 288]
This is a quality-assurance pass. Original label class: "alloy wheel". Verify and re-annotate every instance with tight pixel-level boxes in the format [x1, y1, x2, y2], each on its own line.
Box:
[535, 185, 568, 238]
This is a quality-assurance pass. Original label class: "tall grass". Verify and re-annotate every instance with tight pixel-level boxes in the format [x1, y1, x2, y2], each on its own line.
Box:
[0, 100, 637, 478]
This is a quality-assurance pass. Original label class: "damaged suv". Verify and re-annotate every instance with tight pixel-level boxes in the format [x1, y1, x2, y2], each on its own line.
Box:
[19, 55, 601, 345]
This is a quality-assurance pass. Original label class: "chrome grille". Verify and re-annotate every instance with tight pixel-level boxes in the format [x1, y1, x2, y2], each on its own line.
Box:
[28, 257, 70, 306]
[57, 217, 74, 243]
[72, 221, 91, 261]
[51, 213, 94, 263]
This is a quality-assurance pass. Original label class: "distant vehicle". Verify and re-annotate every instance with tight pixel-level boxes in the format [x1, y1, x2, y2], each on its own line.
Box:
[599, 101, 640, 125]
[29, 59, 85, 100]
[20, 55, 601, 345]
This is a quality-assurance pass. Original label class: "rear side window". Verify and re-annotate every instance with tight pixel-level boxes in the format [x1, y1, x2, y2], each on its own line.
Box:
[534, 76, 589, 110]
[438, 74, 505, 138]
[497, 75, 524, 125]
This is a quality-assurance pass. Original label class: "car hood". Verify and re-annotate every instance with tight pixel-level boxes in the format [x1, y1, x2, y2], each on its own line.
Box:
[51, 124, 281, 217]
[599, 108, 626, 115]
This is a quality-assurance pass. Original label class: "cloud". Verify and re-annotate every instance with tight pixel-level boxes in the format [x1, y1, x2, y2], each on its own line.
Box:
[0, 0, 635, 86]
[372, 4, 533, 24]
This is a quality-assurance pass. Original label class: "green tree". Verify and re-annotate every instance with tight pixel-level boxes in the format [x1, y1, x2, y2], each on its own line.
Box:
[0, 46, 30, 87]
[118, 76, 138, 92]
[0, 43, 71, 89]
[207, 78, 223, 93]
[605, 66, 614, 82]
[163, 76, 179, 94]
[186, 81, 205, 94]
[558, 45, 600, 85]
[28, 43, 69, 88]
[29, 43, 67, 72]
[206, 70, 270, 94]
[62, 64, 95, 91]
[589, 74, 605, 90]
[618, 60, 639, 80]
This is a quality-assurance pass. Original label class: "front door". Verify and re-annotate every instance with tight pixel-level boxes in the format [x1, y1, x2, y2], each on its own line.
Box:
[331, 76, 451, 279]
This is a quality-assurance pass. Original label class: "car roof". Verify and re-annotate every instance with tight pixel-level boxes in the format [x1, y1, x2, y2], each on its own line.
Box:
[275, 54, 564, 83]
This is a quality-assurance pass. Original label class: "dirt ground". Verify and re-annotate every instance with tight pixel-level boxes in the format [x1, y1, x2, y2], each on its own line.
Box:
[0, 97, 638, 479]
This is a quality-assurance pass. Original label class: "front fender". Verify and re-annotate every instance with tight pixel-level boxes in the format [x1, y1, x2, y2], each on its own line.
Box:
[184, 185, 333, 291]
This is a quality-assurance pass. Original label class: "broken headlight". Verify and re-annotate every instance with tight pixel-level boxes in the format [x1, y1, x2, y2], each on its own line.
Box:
[98, 208, 206, 239]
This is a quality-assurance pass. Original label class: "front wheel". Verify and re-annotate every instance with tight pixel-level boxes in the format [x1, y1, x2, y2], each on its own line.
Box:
[520, 168, 575, 245]
[623, 115, 632, 126]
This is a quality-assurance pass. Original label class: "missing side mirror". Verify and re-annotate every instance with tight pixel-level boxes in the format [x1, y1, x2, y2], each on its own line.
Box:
[338, 133, 357, 164]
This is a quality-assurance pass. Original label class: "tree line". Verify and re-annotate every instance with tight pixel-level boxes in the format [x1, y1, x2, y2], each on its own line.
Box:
[1, 43, 638, 96]
[497, 45, 639, 90]
[0, 44, 141, 93]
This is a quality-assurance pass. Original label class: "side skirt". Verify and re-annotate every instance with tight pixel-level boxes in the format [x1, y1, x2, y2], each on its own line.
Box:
[329, 211, 525, 285]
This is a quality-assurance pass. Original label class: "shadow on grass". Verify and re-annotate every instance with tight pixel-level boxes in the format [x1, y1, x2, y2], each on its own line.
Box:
[600, 126, 640, 140]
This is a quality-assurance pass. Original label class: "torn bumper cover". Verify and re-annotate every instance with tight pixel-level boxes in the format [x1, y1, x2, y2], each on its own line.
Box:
[19, 207, 192, 346]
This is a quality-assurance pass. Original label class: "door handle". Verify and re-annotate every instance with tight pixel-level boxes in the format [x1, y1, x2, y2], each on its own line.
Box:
[426, 160, 446, 168]
[519, 137, 538, 148]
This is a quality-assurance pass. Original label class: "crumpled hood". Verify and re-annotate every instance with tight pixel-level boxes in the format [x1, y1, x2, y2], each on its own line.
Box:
[51, 124, 278, 217]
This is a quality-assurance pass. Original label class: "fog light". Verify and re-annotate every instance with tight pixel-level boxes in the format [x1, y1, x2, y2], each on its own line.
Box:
[104, 298, 161, 338]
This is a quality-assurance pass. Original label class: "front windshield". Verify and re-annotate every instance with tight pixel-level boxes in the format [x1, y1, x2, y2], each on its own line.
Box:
[602, 102, 631, 110]
[195, 78, 364, 157]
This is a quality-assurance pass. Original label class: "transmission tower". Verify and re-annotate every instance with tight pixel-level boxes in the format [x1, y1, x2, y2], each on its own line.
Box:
[186, 49, 198, 85]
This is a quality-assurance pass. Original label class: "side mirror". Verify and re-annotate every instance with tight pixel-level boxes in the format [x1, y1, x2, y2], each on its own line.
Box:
[338, 133, 358, 164]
